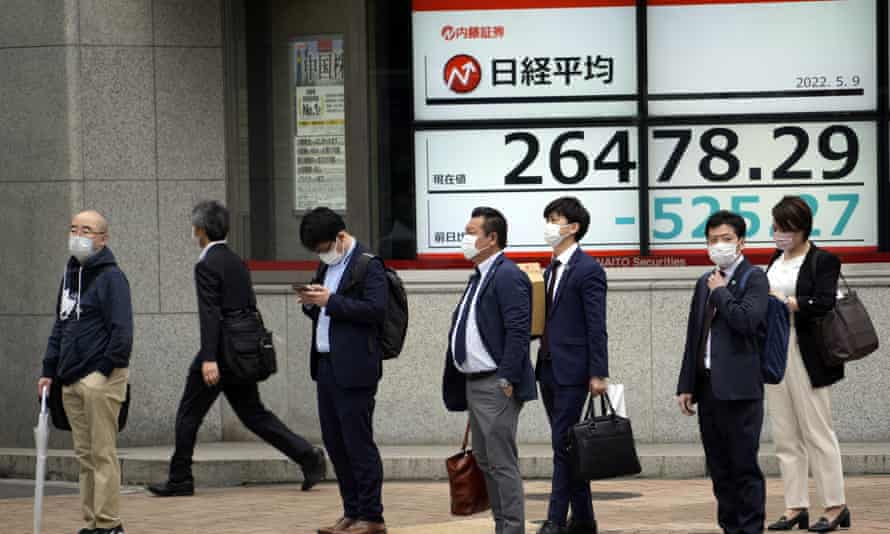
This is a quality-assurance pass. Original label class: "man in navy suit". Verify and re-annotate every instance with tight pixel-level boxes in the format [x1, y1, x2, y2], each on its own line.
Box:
[443, 207, 535, 534]
[535, 197, 608, 534]
[677, 210, 769, 534]
[299, 207, 388, 534]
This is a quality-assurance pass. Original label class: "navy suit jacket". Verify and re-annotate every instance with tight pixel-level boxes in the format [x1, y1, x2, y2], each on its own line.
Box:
[676, 257, 769, 402]
[443, 253, 537, 412]
[302, 242, 388, 389]
[536, 247, 609, 386]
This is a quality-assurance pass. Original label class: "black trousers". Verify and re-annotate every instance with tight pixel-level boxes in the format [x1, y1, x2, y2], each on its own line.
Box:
[317, 357, 384, 523]
[698, 377, 765, 534]
[538, 361, 593, 525]
[169, 367, 314, 482]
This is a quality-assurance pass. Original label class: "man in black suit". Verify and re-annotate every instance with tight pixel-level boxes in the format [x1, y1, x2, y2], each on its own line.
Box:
[677, 210, 769, 534]
[299, 207, 389, 534]
[148, 201, 326, 497]
[536, 197, 608, 534]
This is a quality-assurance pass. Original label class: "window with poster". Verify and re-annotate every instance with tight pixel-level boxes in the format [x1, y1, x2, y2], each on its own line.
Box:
[235, 0, 890, 271]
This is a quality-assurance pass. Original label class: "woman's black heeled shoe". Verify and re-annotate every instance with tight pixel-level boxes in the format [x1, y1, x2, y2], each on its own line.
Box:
[808, 507, 851, 532]
[768, 510, 809, 530]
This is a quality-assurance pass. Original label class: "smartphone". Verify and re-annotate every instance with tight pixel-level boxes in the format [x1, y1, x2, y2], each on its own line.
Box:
[292, 282, 316, 293]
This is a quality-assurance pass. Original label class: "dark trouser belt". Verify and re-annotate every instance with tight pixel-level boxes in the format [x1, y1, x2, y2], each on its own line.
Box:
[465, 370, 497, 381]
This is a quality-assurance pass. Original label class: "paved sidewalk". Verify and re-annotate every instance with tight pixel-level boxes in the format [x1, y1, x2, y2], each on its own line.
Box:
[2, 476, 889, 533]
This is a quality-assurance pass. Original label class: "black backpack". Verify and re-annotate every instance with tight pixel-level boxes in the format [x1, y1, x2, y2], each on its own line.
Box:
[320, 253, 409, 359]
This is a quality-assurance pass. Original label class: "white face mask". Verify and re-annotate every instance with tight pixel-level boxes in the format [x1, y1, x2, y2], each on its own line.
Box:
[708, 241, 740, 269]
[773, 231, 795, 252]
[319, 238, 345, 266]
[69, 235, 95, 263]
[544, 223, 570, 248]
[460, 233, 482, 261]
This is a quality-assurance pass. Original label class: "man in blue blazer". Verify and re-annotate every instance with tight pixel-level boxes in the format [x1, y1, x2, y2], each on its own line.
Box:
[535, 197, 608, 534]
[443, 207, 535, 534]
[677, 211, 769, 534]
[299, 207, 389, 534]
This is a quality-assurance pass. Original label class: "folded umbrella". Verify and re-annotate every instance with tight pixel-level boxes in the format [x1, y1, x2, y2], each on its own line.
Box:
[34, 386, 50, 534]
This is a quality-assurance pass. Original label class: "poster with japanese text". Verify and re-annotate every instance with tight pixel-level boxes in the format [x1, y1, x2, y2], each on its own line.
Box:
[292, 36, 347, 211]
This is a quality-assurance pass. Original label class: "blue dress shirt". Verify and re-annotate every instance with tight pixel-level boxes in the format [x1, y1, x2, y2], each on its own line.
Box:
[315, 239, 357, 353]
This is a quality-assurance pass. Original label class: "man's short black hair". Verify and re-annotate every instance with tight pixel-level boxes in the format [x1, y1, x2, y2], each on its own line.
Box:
[471, 206, 508, 249]
[191, 200, 229, 241]
[543, 196, 590, 242]
[300, 207, 346, 250]
[705, 210, 747, 239]
[772, 195, 814, 241]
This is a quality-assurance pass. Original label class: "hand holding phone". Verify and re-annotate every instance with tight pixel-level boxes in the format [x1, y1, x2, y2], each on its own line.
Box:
[292, 282, 317, 293]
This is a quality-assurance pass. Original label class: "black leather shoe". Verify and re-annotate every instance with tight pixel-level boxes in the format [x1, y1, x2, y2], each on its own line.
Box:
[77, 529, 95, 534]
[808, 507, 851, 532]
[301, 447, 327, 491]
[537, 521, 567, 534]
[768, 510, 809, 530]
[146, 479, 194, 497]
[94, 525, 125, 534]
[567, 518, 598, 534]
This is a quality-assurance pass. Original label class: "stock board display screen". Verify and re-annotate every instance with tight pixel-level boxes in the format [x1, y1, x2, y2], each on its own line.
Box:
[411, 0, 882, 259]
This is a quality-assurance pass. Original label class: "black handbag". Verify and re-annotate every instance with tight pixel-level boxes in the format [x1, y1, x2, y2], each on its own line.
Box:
[816, 273, 879, 366]
[48, 380, 131, 432]
[220, 307, 277, 383]
[565, 393, 642, 481]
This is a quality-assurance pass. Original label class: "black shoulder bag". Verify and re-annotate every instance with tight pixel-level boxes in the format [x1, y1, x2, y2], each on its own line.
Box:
[220, 287, 277, 383]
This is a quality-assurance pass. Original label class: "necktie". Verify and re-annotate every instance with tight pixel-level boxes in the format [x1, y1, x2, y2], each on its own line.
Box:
[540, 259, 562, 358]
[697, 270, 725, 373]
[454, 268, 482, 366]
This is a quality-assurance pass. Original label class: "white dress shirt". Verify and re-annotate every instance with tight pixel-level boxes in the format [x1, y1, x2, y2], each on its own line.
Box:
[451, 251, 502, 374]
[705, 254, 744, 369]
[198, 240, 226, 262]
[551, 242, 578, 300]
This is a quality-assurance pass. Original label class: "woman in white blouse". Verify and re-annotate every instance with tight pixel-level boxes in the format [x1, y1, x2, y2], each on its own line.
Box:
[765, 196, 849, 533]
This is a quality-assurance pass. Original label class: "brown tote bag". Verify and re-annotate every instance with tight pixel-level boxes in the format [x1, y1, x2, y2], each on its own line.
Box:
[445, 421, 490, 516]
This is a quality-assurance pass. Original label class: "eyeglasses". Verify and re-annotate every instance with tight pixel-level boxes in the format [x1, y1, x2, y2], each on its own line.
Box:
[70, 226, 106, 238]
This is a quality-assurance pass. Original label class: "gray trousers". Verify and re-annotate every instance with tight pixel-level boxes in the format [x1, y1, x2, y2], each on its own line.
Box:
[467, 374, 525, 534]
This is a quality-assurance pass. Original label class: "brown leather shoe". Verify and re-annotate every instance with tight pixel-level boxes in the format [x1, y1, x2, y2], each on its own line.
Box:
[318, 517, 357, 534]
[334, 520, 387, 534]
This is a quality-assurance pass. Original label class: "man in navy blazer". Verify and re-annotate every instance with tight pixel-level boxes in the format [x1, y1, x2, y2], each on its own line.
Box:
[299, 207, 388, 534]
[677, 211, 769, 534]
[535, 197, 608, 534]
[443, 207, 535, 534]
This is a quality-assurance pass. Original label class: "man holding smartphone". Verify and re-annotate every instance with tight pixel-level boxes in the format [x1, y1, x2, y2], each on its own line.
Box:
[299, 207, 389, 534]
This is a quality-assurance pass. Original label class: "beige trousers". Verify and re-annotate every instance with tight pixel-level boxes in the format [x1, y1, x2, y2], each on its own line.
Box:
[767, 326, 845, 509]
[62, 368, 128, 529]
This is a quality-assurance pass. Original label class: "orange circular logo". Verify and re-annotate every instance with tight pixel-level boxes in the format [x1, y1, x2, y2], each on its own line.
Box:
[443, 54, 482, 94]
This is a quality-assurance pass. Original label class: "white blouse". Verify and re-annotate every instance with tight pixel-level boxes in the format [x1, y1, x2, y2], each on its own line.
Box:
[767, 251, 806, 299]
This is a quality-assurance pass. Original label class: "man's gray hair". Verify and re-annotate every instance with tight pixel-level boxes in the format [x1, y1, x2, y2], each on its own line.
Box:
[191, 200, 229, 242]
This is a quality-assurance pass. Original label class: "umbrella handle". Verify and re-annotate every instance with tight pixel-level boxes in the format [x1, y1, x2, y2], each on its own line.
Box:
[40, 386, 48, 415]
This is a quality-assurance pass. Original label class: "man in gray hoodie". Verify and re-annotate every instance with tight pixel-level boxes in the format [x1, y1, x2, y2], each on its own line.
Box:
[38, 210, 133, 534]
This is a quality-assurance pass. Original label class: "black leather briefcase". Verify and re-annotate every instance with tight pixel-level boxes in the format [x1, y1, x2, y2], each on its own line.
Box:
[566, 392, 642, 481]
